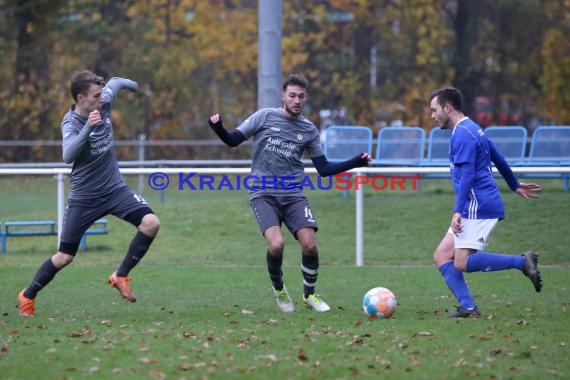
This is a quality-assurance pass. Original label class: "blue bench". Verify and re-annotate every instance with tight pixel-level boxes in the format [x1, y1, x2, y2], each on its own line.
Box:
[0, 219, 108, 255]
[523, 126, 570, 191]
[484, 126, 528, 166]
[422, 128, 452, 181]
[323, 126, 374, 197]
[375, 126, 426, 166]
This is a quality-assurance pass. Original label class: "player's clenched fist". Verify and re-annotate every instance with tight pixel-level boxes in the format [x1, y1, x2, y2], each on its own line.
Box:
[89, 110, 102, 126]
[209, 114, 221, 125]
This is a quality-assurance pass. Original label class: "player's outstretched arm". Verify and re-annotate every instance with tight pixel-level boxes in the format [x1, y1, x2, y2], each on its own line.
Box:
[208, 114, 246, 147]
[489, 141, 541, 199]
[312, 153, 371, 177]
[105, 77, 139, 94]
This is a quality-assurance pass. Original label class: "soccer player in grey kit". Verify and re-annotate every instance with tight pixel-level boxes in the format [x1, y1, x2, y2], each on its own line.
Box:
[209, 74, 371, 312]
[18, 71, 160, 317]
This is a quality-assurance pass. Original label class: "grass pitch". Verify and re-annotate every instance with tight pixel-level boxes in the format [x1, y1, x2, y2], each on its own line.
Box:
[0, 176, 569, 379]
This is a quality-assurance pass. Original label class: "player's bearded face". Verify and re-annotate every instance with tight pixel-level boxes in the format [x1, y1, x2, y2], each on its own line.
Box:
[430, 97, 451, 129]
[282, 85, 307, 117]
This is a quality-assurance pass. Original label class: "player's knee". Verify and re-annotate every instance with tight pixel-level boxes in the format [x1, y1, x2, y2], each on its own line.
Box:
[453, 259, 467, 272]
[434, 234, 455, 267]
[301, 241, 317, 256]
[433, 251, 443, 267]
[433, 247, 451, 267]
[268, 242, 284, 256]
[140, 214, 160, 236]
[53, 252, 74, 268]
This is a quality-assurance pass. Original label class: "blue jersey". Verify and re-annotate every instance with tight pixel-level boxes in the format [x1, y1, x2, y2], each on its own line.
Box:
[450, 117, 515, 219]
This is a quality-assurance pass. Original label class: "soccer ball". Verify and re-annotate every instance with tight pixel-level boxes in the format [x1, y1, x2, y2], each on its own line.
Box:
[362, 287, 397, 319]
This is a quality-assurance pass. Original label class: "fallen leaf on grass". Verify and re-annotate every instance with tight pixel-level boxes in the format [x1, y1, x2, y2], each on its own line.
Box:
[255, 354, 277, 362]
[149, 368, 166, 379]
[237, 340, 250, 348]
[182, 331, 196, 338]
[409, 357, 420, 366]
[67, 326, 92, 338]
[139, 357, 159, 364]
[297, 349, 308, 362]
[489, 348, 502, 356]
[349, 366, 359, 376]
[346, 338, 364, 347]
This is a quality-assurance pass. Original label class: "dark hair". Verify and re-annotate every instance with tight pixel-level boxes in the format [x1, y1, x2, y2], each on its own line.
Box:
[70, 70, 105, 102]
[282, 73, 308, 91]
[429, 86, 463, 112]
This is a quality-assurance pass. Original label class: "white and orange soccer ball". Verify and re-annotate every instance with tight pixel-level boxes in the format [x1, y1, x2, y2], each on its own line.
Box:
[362, 287, 397, 319]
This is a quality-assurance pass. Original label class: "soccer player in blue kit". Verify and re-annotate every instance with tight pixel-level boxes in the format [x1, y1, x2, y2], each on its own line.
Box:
[18, 71, 160, 317]
[429, 86, 542, 318]
[208, 74, 371, 313]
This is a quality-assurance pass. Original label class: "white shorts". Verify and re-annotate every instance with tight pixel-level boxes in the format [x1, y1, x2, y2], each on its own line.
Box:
[447, 218, 499, 251]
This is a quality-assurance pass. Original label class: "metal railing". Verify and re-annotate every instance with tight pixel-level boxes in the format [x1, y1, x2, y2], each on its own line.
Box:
[1, 165, 568, 267]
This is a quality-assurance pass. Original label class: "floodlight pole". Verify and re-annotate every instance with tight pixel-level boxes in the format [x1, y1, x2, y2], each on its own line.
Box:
[258, 0, 282, 108]
[56, 172, 65, 246]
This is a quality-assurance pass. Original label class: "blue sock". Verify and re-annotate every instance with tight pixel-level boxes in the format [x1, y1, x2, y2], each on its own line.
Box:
[466, 252, 525, 273]
[439, 262, 476, 309]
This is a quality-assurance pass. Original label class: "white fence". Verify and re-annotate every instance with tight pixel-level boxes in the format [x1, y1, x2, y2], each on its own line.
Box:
[1, 166, 569, 266]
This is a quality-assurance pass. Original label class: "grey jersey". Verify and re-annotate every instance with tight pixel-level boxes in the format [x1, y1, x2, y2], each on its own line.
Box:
[237, 108, 324, 199]
[61, 77, 138, 201]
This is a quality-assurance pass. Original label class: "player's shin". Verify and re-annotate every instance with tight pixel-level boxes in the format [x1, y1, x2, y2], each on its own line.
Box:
[301, 253, 319, 298]
[267, 250, 284, 290]
[117, 231, 154, 276]
[439, 261, 476, 309]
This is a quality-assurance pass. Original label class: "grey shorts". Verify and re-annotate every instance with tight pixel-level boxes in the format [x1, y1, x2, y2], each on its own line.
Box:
[59, 186, 154, 254]
[250, 195, 318, 238]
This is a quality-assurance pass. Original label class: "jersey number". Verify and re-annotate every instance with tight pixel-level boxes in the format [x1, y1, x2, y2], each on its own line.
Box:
[304, 206, 314, 221]
[134, 194, 148, 205]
